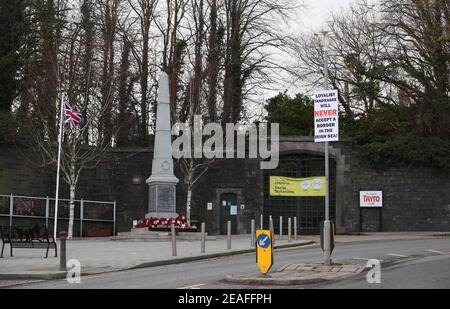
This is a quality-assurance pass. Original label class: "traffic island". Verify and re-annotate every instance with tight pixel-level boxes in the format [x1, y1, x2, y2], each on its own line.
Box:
[225, 263, 368, 286]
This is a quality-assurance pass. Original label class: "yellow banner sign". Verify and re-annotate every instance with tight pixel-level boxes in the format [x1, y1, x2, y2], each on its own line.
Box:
[270, 176, 326, 197]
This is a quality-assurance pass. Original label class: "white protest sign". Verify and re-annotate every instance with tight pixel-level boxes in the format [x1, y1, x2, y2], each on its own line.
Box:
[314, 90, 339, 143]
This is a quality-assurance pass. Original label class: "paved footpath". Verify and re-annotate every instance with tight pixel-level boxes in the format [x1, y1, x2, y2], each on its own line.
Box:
[0, 235, 312, 279]
[0, 232, 446, 280]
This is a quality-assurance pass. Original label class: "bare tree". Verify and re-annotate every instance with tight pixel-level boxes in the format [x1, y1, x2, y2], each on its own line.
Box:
[176, 82, 216, 226]
[80, 0, 95, 143]
[35, 0, 60, 143]
[205, 0, 224, 123]
[221, 0, 294, 125]
[175, 0, 217, 224]
[124, 0, 159, 144]
[26, 98, 113, 238]
[116, 34, 136, 146]
[20, 1, 117, 238]
[156, 0, 188, 121]
[179, 154, 215, 226]
[190, 0, 206, 117]
[377, 0, 450, 137]
[290, 0, 449, 128]
[98, 0, 121, 146]
[290, 1, 395, 120]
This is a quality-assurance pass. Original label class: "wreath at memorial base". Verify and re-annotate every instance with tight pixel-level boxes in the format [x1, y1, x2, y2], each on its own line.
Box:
[135, 215, 196, 230]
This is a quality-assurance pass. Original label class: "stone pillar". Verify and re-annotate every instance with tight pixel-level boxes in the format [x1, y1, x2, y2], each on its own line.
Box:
[146, 72, 179, 218]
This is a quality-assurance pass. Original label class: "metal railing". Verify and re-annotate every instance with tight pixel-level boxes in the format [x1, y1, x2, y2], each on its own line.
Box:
[0, 194, 116, 237]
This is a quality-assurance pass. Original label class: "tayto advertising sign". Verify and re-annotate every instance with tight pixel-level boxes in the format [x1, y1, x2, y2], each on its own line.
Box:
[360, 191, 383, 208]
[314, 89, 339, 143]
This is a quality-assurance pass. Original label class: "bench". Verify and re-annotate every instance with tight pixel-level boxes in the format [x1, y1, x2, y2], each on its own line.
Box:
[0, 225, 58, 258]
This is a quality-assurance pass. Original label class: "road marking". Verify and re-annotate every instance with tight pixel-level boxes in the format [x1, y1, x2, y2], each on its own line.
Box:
[177, 283, 205, 290]
[427, 250, 448, 255]
[386, 253, 408, 258]
[353, 257, 384, 262]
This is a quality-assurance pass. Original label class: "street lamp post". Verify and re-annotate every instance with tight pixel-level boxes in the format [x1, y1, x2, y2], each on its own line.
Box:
[315, 31, 335, 266]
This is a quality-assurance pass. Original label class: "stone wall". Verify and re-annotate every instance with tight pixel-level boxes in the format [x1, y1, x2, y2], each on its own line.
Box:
[347, 160, 450, 232]
[1, 140, 449, 235]
[0, 146, 153, 234]
[191, 158, 263, 235]
[0, 145, 262, 235]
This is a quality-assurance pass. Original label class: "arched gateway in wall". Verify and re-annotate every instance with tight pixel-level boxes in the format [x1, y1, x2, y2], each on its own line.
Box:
[264, 137, 349, 234]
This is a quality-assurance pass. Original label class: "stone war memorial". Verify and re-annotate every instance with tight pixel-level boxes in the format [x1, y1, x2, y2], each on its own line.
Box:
[145, 73, 179, 221]
[113, 73, 206, 241]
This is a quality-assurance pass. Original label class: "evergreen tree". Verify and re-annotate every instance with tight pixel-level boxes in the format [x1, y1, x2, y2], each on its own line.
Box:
[0, 0, 28, 113]
[0, 0, 28, 143]
[265, 92, 315, 137]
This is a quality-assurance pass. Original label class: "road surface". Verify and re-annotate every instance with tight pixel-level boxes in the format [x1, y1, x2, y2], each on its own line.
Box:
[4, 237, 450, 289]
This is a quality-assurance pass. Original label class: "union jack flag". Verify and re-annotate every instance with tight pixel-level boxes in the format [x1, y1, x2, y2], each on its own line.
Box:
[64, 101, 82, 128]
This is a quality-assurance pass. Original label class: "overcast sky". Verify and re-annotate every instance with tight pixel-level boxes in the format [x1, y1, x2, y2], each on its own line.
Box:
[299, 0, 357, 31]
[247, 0, 359, 120]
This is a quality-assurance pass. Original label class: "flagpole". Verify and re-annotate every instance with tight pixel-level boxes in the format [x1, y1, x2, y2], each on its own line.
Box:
[54, 93, 65, 240]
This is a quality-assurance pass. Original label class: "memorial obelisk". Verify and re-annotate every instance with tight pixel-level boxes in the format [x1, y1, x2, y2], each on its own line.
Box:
[146, 72, 179, 219]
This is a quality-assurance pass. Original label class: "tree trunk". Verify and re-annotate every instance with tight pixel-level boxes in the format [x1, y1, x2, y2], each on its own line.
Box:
[222, 0, 242, 125]
[100, 0, 118, 147]
[37, 0, 59, 142]
[68, 155, 76, 239]
[186, 184, 192, 226]
[207, 0, 221, 122]
[117, 38, 132, 146]
[68, 182, 76, 239]
[140, 25, 149, 145]
[81, 0, 94, 144]
[191, 0, 205, 116]
[185, 158, 194, 226]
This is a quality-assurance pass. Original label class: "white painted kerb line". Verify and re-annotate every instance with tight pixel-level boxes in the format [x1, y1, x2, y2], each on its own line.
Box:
[353, 257, 384, 262]
[177, 283, 205, 289]
[427, 250, 448, 255]
[386, 253, 408, 258]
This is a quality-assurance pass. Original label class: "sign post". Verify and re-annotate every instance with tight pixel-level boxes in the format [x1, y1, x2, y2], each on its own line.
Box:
[314, 30, 337, 266]
[256, 230, 273, 275]
[313, 89, 339, 266]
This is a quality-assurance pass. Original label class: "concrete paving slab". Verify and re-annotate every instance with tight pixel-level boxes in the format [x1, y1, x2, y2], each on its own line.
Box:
[285, 264, 300, 271]
[341, 265, 360, 273]
[296, 266, 315, 271]
[276, 264, 291, 272]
